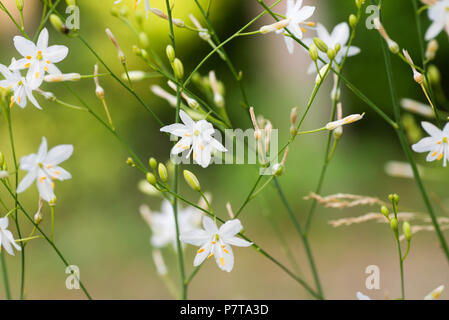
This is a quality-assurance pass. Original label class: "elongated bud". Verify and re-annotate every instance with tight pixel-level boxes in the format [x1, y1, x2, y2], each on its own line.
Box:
[290, 107, 298, 125]
[326, 113, 365, 130]
[427, 64, 441, 85]
[327, 48, 336, 60]
[349, 14, 358, 29]
[146, 172, 157, 186]
[425, 39, 439, 61]
[167, 81, 199, 109]
[333, 102, 344, 138]
[315, 64, 331, 84]
[121, 70, 147, 82]
[381, 205, 390, 218]
[402, 49, 423, 84]
[105, 28, 126, 63]
[249, 107, 262, 140]
[149, 157, 157, 171]
[16, 0, 23, 11]
[50, 14, 67, 34]
[209, 71, 224, 107]
[189, 14, 211, 41]
[309, 44, 318, 61]
[44, 73, 81, 82]
[94, 64, 105, 99]
[374, 18, 399, 54]
[0, 170, 8, 179]
[390, 218, 399, 237]
[400, 98, 434, 118]
[173, 58, 184, 80]
[158, 163, 168, 183]
[166, 45, 175, 62]
[425, 285, 445, 300]
[152, 249, 168, 276]
[260, 19, 290, 34]
[313, 38, 328, 53]
[334, 43, 341, 53]
[183, 170, 201, 192]
[151, 85, 177, 107]
[126, 157, 136, 167]
[150, 8, 185, 27]
[226, 202, 235, 219]
[402, 221, 411, 241]
[36, 89, 56, 102]
[138, 32, 149, 48]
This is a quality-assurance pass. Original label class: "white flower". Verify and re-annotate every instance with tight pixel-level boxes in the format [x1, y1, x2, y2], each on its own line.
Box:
[9, 28, 68, 88]
[325, 113, 365, 130]
[140, 199, 202, 250]
[180, 216, 252, 272]
[412, 122, 449, 167]
[17, 137, 73, 203]
[424, 0, 449, 40]
[160, 110, 227, 168]
[305, 22, 361, 74]
[424, 285, 445, 300]
[0, 60, 41, 109]
[276, 0, 316, 54]
[114, 0, 150, 18]
[356, 291, 371, 300]
[0, 217, 21, 256]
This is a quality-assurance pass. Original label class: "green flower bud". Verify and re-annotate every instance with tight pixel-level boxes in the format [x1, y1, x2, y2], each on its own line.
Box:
[149, 157, 157, 171]
[110, 7, 120, 17]
[16, 0, 23, 11]
[403, 221, 411, 241]
[388, 41, 400, 54]
[327, 48, 336, 60]
[126, 157, 136, 167]
[390, 217, 399, 237]
[119, 6, 129, 17]
[349, 14, 358, 29]
[66, 0, 76, 6]
[138, 32, 149, 48]
[313, 38, 328, 53]
[173, 58, 184, 80]
[158, 163, 168, 183]
[427, 65, 441, 85]
[135, 10, 144, 26]
[183, 170, 201, 192]
[355, 0, 365, 9]
[381, 205, 389, 218]
[166, 45, 175, 62]
[141, 49, 149, 61]
[146, 172, 157, 186]
[133, 45, 142, 56]
[393, 194, 399, 204]
[50, 14, 66, 34]
[334, 43, 341, 53]
[309, 44, 318, 61]
[290, 125, 297, 137]
[272, 163, 285, 176]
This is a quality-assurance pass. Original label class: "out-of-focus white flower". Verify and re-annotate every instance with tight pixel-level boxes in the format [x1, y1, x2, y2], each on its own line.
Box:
[400, 98, 435, 118]
[356, 292, 371, 300]
[0, 59, 41, 109]
[305, 22, 360, 74]
[43, 73, 81, 82]
[0, 217, 21, 256]
[424, 0, 449, 40]
[138, 180, 159, 196]
[384, 161, 416, 179]
[160, 110, 227, 168]
[10, 28, 68, 88]
[17, 137, 73, 203]
[151, 85, 177, 107]
[260, 0, 315, 54]
[0, 171, 9, 179]
[180, 216, 252, 272]
[325, 113, 365, 130]
[412, 122, 449, 167]
[152, 249, 167, 276]
[424, 285, 445, 300]
[140, 199, 202, 250]
[114, 0, 150, 18]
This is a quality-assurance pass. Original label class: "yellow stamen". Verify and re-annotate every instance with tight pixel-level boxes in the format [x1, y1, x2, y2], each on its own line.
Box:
[26, 55, 32, 59]
[35, 72, 40, 79]
[300, 27, 307, 33]
[306, 22, 316, 27]
[54, 170, 61, 175]
[25, 63, 31, 68]
[437, 153, 443, 161]
[46, 164, 53, 169]
[51, 182, 55, 189]
[44, 66, 48, 72]
[220, 257, 225, 266]
[197, 248, 204, 253]
[211, 241, 216, 245]
[9, 97, 14, 108]
[46, 60, 51, 64]
[207, 253, 214, 259]
[443, 137, 448, 144]
[39, 176, 47, 183]
[432, 151, 437, 157]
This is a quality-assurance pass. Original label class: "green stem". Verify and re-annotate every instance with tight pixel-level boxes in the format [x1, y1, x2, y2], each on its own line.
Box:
[0, 1, 29, 39]
[395, 237, 405, 300]
[50, 205, 55, 242]
[234, 175, 263, 218]
[0, 250, 11, 300]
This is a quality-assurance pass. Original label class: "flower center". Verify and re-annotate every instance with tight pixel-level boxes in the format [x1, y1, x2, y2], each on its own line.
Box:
[36, 50, 43, 60]
[38, 162, 43, 168]
[443, 137, 448, 144]
[17, 80, 23, 86]
[215, 234, 219, 241]
[193, 129, 200, 137]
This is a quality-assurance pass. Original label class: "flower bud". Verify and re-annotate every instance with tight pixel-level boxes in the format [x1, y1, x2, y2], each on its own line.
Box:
[381, 205, 390, 218]
[425, 285, 445, 300]
[183, 170, 201, 192]
[121, 70, 147, 82]
[166, 45, 175, 62]
[290, 107, 298, 125]
[126, 157, 135, 167]
[50, 14, 67, 34]
[402, 221, 411, 241]
[272, 163, 284, 176]
[0, 170, 8, 179]
[315, 64, 331, 84]
[334, 43, 341, 53]
[138, 32, 149, 48]
[355, 0, 364, 9]
[44, 73, 81, 82]
[349, 14, 358, 29]
[309, 44, 318, 61]
[425, 39, 438, 61]
[16, 0, 23, 11]
[34, 211, 43, 224]
[313, 38, 328, 53]
[66, 0, 76, 6]
[149, 157, 157, 171]
[146, 172, 157, 186]
[390, 217, 399, 237]
[290, 125, 297, 137]
[327, 48, 336, 60]
[325, 113, 365, 130]
[427, 64, 441, 85]
[173, 58, 184, 80]
[158, 163, 168, 183]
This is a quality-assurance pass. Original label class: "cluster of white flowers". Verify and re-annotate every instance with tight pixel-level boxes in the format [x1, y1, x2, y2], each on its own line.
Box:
[424, 0, 449, 40]
[0, 28, 68, 109]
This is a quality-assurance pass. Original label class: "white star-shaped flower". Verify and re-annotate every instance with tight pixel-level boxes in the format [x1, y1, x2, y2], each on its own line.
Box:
[305, 22, 361, 74]
[114, 0, 150, 18]
[0, 217, 21, 256]
[278, 0, 316, 54]
[412, 122, 449, 167]
[424, 0, 449, 40]
[17, 137, 73, 203]
[0, 59, 41, 109]
[9, 28, 68, 88]
[160, 110, 227, 168]
[180, 216, 252, 272]
[140, 199, 202, 250]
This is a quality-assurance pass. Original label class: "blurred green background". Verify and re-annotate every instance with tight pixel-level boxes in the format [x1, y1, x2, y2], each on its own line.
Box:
[0, 0, 448, 299]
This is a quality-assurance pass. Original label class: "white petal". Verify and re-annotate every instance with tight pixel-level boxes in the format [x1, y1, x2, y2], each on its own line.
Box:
[179, 110, 195, 128]
[284, 36, 295, 54]
[25, 61, 44, 88]
[425, 21, 445, 40]
[45, 144, 73, 165]
[202, 215, 218, 234]
[13, 36, 37, 57]
[316, 23, 332, 45]
[36, 171, 55, 202]
[295, 6, 315, 23]
[160, 123, 188, 137]
[214, 241, 234, 272]
[179, 229, 210, 246]
[46, 63, 62, 75]
[209, 138, 227, 153]
[37, 28, 49, 50]
[330, 22, 350, 47]
[0, 217, 8, 230]
[225, 236, 253, 247]
[193, 241, 212, 267]
[356, 292, 371, 300]
[2, 230, 21, 252]
[44, 45, 69, 63]
[48, 166, 71, 181]
[25, 86, 42, 109]
[8, 58, 30, 71]
[37, 137, 48, 161]
[219, 219, 243, 239]
[421, 121, 442, 137]
[17, 171, 37, 193]
[412, 137, 437, 153]
[171, 137, 192, 155]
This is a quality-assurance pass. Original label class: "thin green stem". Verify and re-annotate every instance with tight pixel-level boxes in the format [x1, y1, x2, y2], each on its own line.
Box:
[50, 205, 55, 242]
[0, 1, 29, 39]
[0, 250, 11, 300]
[395, 237, 405, 300]
[234, 175, 263, 218]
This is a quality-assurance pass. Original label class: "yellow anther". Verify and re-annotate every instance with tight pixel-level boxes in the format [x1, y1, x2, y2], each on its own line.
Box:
[25, 63, 31, 68]
[220, 257, 225, 266]
[197, 248, 205, 253]
[300, 27, 307, 33]
[307, 22, 316, 27]
[35, 72, 40, 79]
[54, 171, 61, 175]
[39, 176, 47, 183]
[46, 60, 51, 64]
[443, 137, 448, 143]
[44, 66, 48, 72]
[46, 164, 53, 169]
[212, 241, 216, 244]
[437, 153, 443, 161]
[26, 55, 32, 59]
[194, 130, 200, 136]
[432, 151, 437, 157]
[36, 50, 43, 60]
[207, 253, 214, 259]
